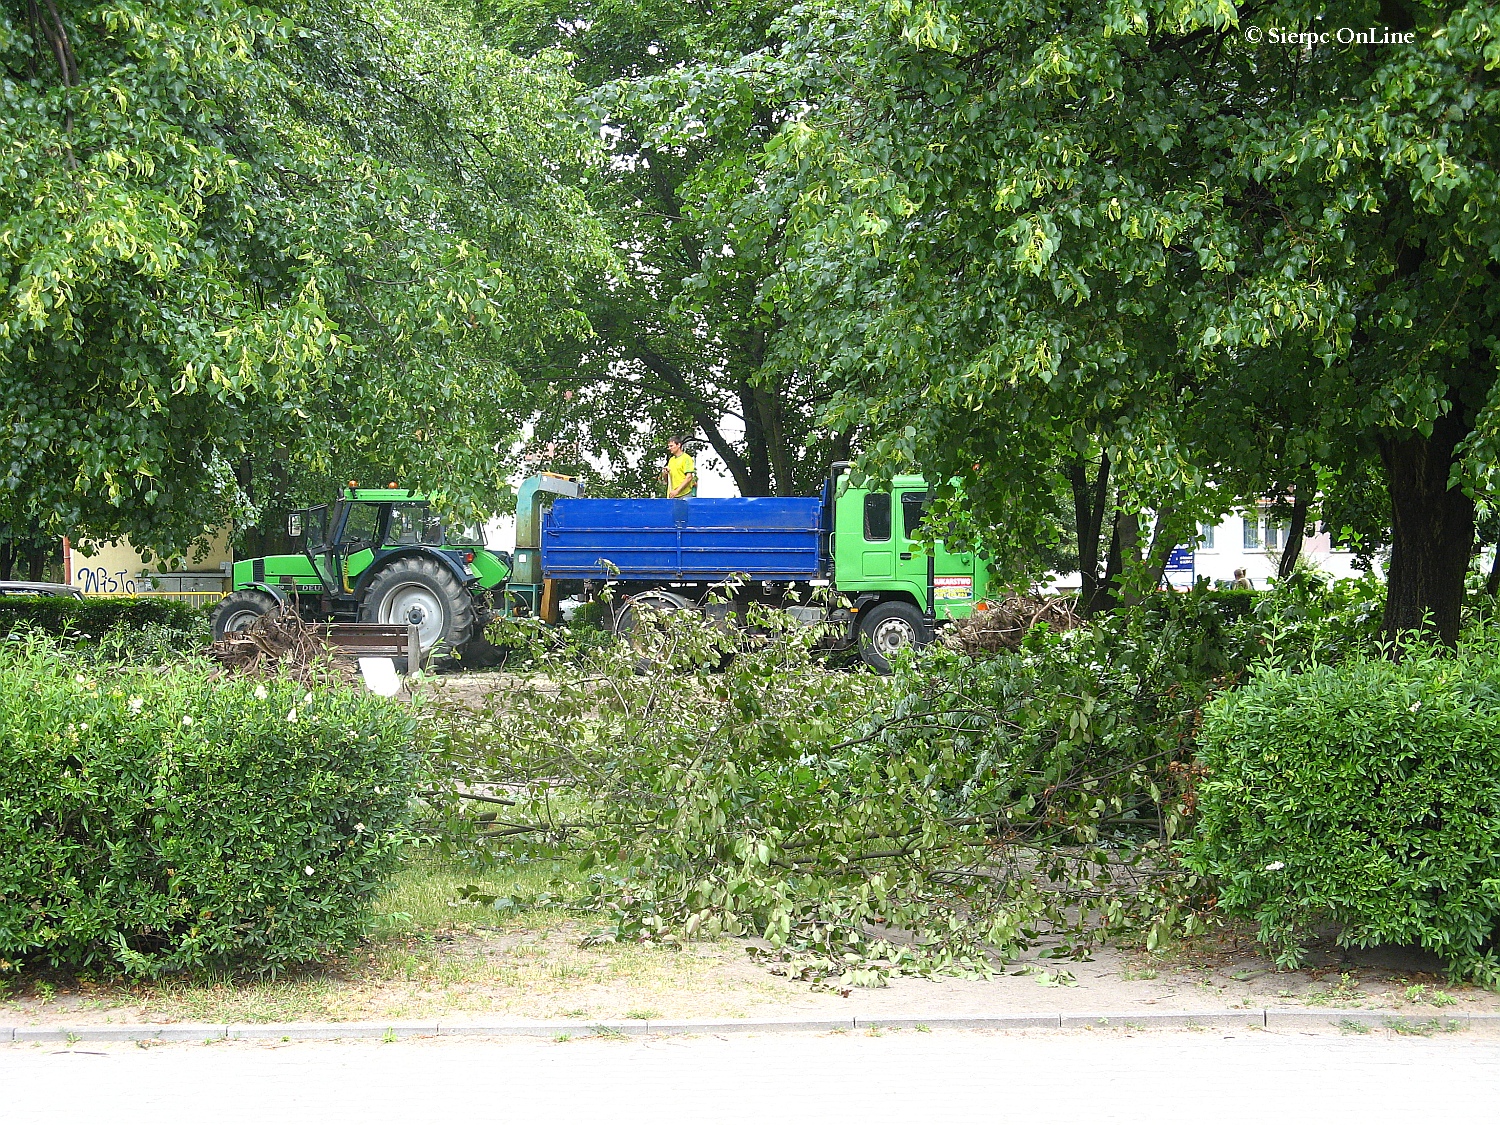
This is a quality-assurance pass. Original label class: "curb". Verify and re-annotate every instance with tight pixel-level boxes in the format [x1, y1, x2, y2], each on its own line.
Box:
[3, 1009, 1493, 1043]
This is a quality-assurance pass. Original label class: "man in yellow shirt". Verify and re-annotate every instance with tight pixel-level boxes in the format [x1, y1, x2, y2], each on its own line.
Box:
[662, 436, 698, 498]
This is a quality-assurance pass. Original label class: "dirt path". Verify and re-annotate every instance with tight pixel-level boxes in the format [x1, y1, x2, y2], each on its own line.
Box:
[2, 921, 1492, 1029]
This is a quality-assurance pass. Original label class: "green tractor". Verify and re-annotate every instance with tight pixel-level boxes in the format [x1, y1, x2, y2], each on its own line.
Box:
[212, 487, 512, 661]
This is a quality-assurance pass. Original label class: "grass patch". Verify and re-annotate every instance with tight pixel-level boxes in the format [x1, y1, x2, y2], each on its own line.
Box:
[0, 857, 790, 1026]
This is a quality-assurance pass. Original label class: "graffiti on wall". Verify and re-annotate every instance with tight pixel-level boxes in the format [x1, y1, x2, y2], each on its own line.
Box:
[76, 567, 138, 595]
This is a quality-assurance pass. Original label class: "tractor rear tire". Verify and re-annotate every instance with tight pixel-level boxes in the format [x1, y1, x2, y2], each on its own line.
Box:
[857, 600, 929, 673]
[359, 556, 473, 667]
[212, 590, 279, 641]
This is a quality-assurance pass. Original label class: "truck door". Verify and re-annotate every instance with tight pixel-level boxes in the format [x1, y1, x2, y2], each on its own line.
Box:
[894, 490, 932, 611]
[859, 492, 894, 577]
[896, 490, 979, 619]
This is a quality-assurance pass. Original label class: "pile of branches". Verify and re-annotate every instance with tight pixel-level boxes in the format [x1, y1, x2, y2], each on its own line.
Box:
[207, 609, 355, 683]
[430, 605, 1214, 986]
[942, 594, 1082, 654]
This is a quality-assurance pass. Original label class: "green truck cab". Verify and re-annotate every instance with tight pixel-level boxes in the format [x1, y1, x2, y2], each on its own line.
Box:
[826, 472, 990, 669]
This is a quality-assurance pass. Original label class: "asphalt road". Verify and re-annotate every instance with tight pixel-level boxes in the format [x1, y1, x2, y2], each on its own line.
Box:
[5, 1028, 1496, 1123]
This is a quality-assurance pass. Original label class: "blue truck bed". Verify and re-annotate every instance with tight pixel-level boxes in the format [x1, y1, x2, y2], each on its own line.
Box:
[540, 497, 825, 582]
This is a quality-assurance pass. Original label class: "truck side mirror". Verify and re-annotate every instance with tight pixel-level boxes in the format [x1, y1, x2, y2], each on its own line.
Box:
[288, 513, 304, 538]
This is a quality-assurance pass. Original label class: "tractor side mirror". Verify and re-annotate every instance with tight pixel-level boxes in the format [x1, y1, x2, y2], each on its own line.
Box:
[288, 512, 304, 538]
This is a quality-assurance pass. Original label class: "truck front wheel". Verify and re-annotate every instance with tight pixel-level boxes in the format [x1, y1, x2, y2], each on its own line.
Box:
[360, 557, 473, 661]
[858, 601, 928, 673]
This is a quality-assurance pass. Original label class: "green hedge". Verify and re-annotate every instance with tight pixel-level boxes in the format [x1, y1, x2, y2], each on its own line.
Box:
[0, 642, 419, 977]
[1184, 644, 1500, 984]
[0, 596, 204, 638]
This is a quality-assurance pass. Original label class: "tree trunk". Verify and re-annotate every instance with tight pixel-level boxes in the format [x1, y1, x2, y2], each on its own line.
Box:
[1277, 493, 1309, 580]
[0, 540, 13, 581]
[26, 543, 50, 582]
[1378, 406, 1475, 647]
[1066, 454, 1110, 615]
[1130, 505, 1177, 604]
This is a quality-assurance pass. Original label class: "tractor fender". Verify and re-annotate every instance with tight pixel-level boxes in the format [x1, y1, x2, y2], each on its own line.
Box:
[245, 582, 288, 607]
[352, 547, 474, 603]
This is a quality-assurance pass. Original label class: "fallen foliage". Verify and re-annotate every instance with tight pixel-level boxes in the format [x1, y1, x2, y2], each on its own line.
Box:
[207, 609, 356, 684]
[942, 594, 1081, 654]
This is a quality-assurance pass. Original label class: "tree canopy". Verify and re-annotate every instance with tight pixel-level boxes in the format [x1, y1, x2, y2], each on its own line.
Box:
[482, 0, 851, 496]
[751, 0, 1500, 635]
[1, 0, 610, 554]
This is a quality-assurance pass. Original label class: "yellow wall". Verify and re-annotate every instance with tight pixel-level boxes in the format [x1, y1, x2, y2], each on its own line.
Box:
[68, 529, 232, 595]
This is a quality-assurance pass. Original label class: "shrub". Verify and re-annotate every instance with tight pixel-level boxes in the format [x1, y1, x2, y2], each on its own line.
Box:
[1184, 635, 1500, 985]
[0, 596, 209, 662]
[1251, 572, 1386, 667]
[0, 640, 419, 978]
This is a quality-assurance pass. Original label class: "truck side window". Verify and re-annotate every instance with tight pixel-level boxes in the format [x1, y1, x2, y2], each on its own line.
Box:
[863, 492, 892, 541]
[901, 492, 929, 539]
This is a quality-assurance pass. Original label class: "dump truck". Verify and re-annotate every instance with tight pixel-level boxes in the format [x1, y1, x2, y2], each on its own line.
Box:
[215, 465, 992, 671]
[528, 462, 990, 671]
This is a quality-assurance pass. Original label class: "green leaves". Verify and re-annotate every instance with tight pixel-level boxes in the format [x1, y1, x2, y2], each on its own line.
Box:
[742, 0, 1500, 612]
[430, 595, 1241, 980]
[1, 0, 611, 549]
[1186, 624, 1500, 986]
[0, 636, 420, 976]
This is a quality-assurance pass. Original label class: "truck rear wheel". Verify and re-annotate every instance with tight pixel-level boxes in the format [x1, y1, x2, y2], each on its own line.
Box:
[360, 557, 473, 662]
[212, 590, 279, 640]
[858, 600, 928, 673]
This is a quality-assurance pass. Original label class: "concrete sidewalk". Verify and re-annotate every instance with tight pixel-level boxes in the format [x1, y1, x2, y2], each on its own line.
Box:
[5, 1025, 1497, 1123]
[2, 1007, 1488, 1042]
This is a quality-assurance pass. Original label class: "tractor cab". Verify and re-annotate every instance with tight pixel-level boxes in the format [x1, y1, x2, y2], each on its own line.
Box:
[294, 488, 485, 596]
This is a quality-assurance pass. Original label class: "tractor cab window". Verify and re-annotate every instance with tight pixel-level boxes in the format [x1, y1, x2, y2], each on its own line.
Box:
[341, 502, 383, 553]
[900, 492, 929, 540]
[387, 503, 445, 547]
[305, 506, 330, 550]
[863, 492, 892, 541]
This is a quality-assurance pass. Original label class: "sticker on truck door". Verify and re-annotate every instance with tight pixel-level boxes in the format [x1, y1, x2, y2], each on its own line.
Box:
[934, 576, 973, 600]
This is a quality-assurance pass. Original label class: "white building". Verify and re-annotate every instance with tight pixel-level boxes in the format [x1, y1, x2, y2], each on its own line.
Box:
[1048, 505, 1369, 594]
[1185, 507, 1365, 590]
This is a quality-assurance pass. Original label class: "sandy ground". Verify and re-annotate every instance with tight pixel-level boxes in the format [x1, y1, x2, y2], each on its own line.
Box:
[2, 920, 1493, 1029]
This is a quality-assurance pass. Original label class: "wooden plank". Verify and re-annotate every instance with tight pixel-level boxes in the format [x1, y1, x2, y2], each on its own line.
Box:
[314, 623, 417, 660]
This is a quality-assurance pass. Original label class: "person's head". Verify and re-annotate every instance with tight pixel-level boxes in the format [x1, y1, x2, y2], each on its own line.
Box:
[1233, 568, 1245, 579]
[667, 436, 688, 456]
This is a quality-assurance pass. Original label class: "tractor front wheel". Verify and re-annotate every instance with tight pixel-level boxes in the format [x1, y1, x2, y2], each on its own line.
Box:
[212, 590, 279, 641]
[359, 557, 473, 664]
